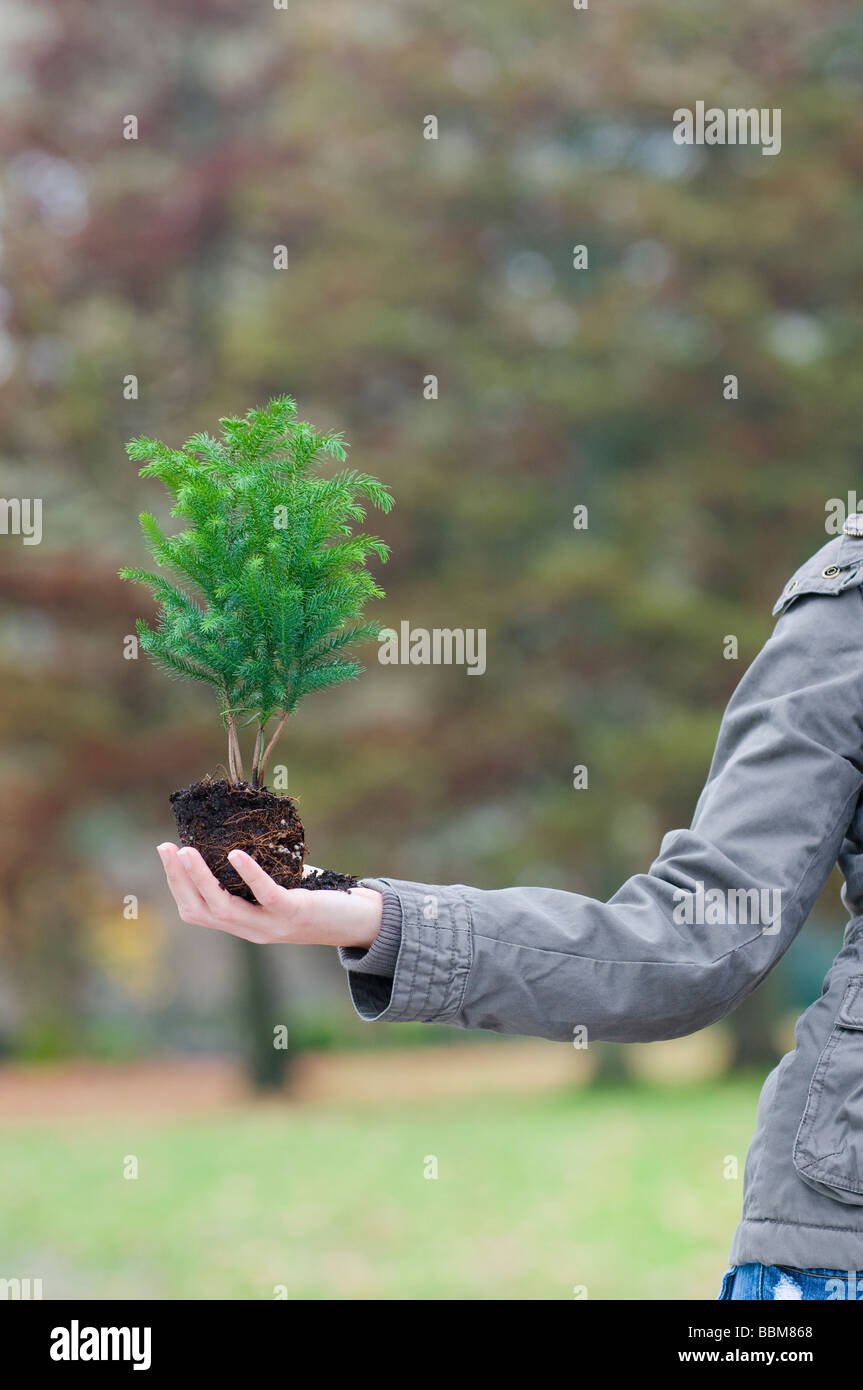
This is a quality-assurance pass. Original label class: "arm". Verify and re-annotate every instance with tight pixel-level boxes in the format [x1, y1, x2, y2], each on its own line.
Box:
[157, 535, 863, 1045]
[337, 537, 863, 1040]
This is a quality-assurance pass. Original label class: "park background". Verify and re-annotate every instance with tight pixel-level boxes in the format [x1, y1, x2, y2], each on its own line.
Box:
[1, 0, 862, 1299]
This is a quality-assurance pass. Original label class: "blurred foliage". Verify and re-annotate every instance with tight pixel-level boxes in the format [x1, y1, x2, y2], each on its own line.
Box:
[0, 0, 861, 1060]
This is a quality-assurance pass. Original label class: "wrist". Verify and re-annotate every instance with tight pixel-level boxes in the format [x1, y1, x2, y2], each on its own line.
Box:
[338, 880, 402, 978]
[348, 886, 383, 949]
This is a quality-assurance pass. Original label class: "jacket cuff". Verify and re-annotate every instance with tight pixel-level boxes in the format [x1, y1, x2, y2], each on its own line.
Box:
[338, 877, 473, 1024]
[337, 879, 403, 978]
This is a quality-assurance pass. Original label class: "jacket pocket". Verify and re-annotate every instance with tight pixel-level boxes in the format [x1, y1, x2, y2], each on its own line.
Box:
[793, 976, 863, 1204]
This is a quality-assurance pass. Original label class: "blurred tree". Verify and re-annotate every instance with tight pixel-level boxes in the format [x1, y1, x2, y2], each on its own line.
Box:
[1, 0, 861, 1073]
[237, 938, 288, 1091]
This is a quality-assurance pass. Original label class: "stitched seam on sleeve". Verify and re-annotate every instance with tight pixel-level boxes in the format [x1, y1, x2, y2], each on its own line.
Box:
[448, 888, 474, 1017]
[390, 887, 424, 1022]
[415, 924, 439, 1019]
[417, 902, 472, 1020]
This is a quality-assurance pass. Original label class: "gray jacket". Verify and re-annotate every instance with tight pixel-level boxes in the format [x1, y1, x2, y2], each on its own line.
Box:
[341, 525, 863, 1270]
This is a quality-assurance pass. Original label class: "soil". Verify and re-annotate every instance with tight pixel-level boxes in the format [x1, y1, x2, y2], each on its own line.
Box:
[169, 778, 358, 900]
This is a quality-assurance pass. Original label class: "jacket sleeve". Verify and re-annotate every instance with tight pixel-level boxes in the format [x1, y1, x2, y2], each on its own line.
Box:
[340, 537, 863, 1042]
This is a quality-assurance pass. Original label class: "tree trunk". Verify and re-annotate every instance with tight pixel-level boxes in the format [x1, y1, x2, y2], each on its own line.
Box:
[588, 1041, 632, 1086]
[237, 937, 290, 1092]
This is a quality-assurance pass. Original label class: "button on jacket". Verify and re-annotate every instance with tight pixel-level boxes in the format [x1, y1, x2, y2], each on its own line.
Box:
[340, 528, 863, 1269]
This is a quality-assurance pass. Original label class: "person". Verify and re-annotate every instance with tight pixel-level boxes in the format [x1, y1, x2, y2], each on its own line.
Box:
[157, 521, 863, 1301]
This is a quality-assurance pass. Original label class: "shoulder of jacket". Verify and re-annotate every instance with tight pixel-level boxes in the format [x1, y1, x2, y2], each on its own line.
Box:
[773, 519, 863, 617]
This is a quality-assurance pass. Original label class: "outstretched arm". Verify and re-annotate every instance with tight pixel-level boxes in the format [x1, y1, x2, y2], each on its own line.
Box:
[158, 535, 863, 1045]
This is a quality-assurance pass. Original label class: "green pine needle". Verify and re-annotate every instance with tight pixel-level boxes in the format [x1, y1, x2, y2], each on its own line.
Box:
[120, 397, 393, 770]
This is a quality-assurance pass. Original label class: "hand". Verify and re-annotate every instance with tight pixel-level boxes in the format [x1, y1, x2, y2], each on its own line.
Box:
[156, 843, 383, 949]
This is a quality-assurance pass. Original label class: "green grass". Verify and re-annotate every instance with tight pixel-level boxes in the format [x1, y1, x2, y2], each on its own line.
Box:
[0, 1078, 760, 1300]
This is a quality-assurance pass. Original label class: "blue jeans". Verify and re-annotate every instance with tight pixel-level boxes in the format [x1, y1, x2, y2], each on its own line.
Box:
[719, 1264, 863, 1300]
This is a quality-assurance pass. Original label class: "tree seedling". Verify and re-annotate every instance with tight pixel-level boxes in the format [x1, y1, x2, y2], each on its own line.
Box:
[120, 395, 393, 896]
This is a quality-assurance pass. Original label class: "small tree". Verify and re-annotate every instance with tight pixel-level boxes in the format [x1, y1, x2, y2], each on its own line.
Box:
[120, 395, 393, 788]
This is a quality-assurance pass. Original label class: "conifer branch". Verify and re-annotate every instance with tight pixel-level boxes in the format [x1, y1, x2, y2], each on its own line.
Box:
[121, 397, 392, 787]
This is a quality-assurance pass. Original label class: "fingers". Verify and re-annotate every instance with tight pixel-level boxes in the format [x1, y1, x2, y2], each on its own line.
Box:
[177, 846, 243, 916]
[157, 843, 208, 922]
[227, 849, 293, 911]
[157, 844, 382, 951]
[157, 844, 268, 943]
